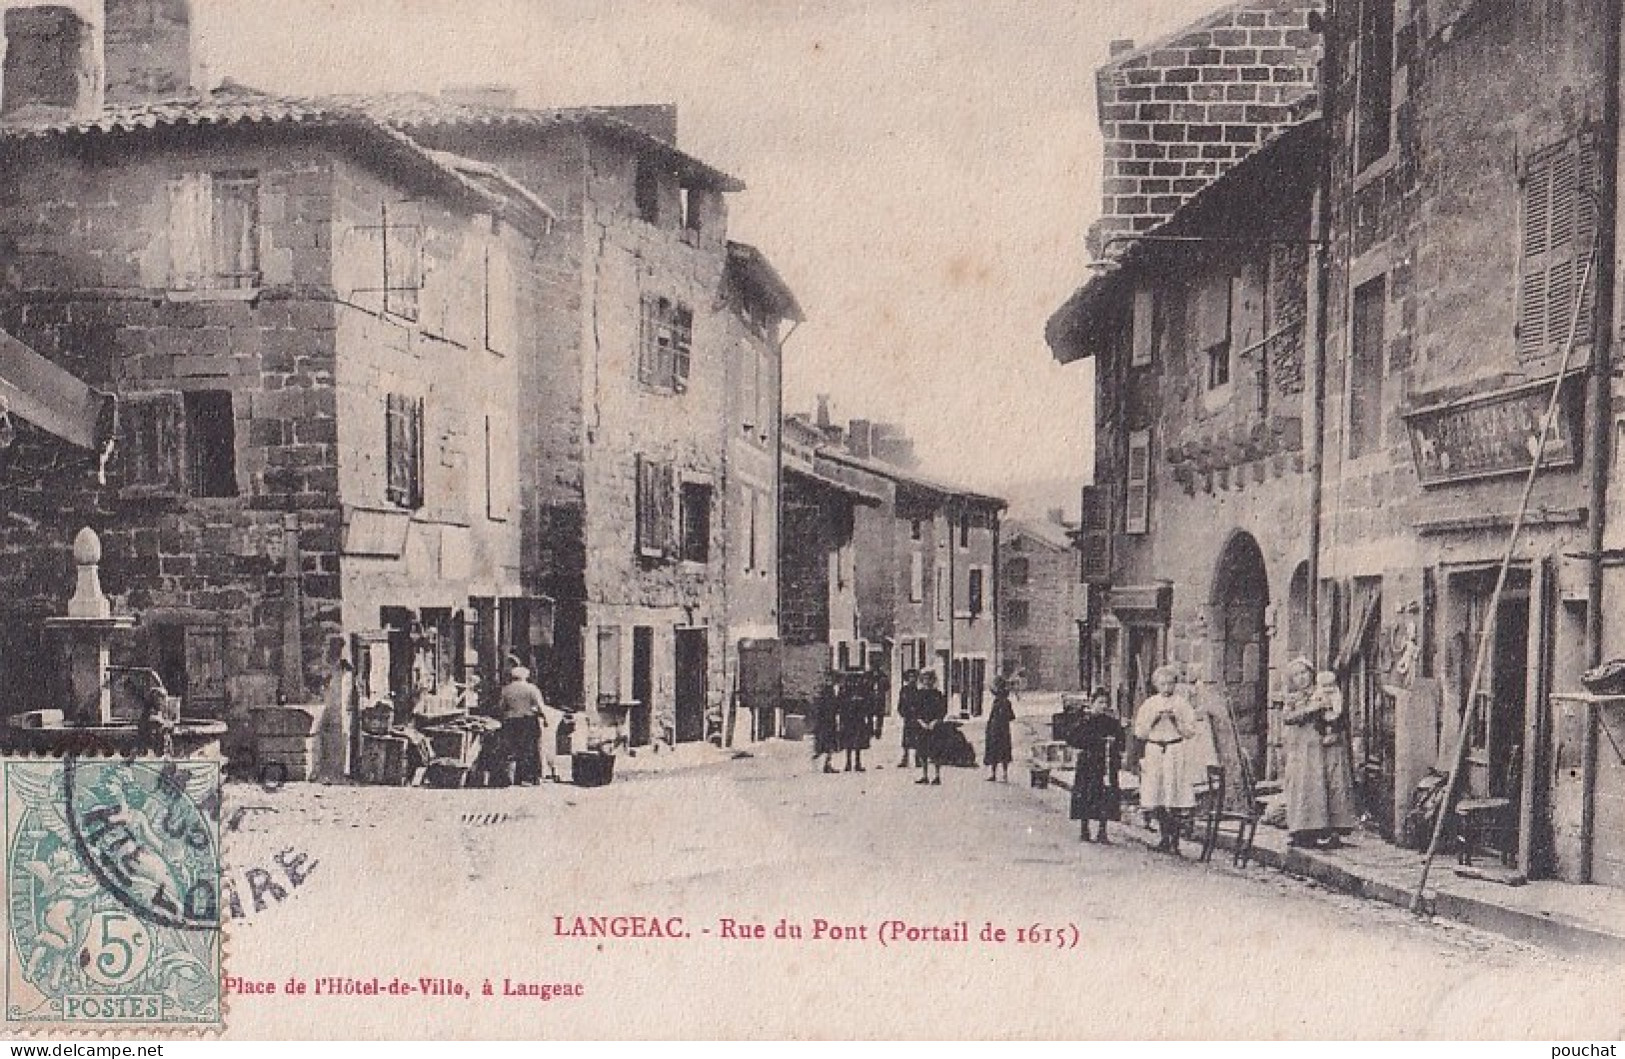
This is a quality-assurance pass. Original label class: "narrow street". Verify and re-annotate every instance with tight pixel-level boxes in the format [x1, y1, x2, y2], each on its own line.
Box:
[222, 705, 1625, 1039]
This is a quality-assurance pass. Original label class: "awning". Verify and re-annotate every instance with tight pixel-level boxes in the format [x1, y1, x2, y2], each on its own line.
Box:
[0, 328, 115, 452]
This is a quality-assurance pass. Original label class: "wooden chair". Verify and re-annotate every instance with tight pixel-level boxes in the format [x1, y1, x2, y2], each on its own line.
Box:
[1199, 765, 1260, 868]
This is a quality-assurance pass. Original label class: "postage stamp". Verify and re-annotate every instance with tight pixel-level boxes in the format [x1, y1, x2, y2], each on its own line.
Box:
[4, 757, 223, 1029]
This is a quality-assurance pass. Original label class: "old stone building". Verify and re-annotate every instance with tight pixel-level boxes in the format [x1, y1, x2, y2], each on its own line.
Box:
[340, 92, 802, 747]
[998, 516, 1085, 694]
[1053, 0, 1625, 891]
[0, 0, 801, 763]
[0, 5, 551, 771]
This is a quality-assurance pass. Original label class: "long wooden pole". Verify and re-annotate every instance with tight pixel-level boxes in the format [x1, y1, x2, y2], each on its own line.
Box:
[1411, 230, 1599, 913]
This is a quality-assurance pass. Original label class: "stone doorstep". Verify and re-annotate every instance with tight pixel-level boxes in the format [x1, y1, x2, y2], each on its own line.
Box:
[1032, 775, 1625, 956]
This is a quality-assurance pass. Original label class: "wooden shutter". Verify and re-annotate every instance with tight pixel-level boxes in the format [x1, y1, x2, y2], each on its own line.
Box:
[167, 174, 210, 291]
[485, 246, 517, 355]
[909, 551, 924, 602]
[1520, 134, 1600, 360]
[118, 392, 186, 498]
[211, 172, 260, 290]
[383, 201, 422, 321]
[635, 456, 674, 558]
[386, 394, 423, 509]
[1078, 484, 1112, 583]
[184, 625, 227, 707]
[1131, 286, 1155, 367]
[671, 306, 693, 392]
[1124, 429, 1151, 535]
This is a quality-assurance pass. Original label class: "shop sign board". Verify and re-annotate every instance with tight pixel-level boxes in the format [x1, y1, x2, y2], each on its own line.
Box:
[1405, 376, 1579, 487]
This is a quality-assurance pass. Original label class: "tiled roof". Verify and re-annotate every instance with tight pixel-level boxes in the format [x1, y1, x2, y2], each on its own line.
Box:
[1005, 517, 1075, 552]
[818, 448, 1006, 509]
[323, 91, 744, 192]
[727, 241, 804, 323]
[0, 86, 556, 235]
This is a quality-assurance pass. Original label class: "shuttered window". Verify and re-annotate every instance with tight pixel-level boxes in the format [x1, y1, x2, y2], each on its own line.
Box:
[1131, 286, 1155, 368]
[1124, 430, 1151, 535]
[385, 393, 424, 509]
[635, 455, 675, 559]
[1519, 134, 1600, 361]
[1349, 276, 1386, 459]
[638, 297, 693, 392]
[1078, 484, 1112, 583]
[168, 171, 260, 291]
[118, 392, 187, 498]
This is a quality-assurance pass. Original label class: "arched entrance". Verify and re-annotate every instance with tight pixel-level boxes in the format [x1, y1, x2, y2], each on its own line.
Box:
[1209, 532, 1270, 782]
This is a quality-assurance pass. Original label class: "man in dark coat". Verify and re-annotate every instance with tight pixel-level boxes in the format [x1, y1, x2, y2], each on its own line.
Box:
[897, 670, 923, 769]
[812, 675, 841, 774]
[915, 669, 949, 786]
[838, 675, 871, 772]
[1068, 688, 1125, 842]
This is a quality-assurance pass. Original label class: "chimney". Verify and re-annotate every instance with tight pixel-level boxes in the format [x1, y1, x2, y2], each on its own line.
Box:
[104, 0, 194, 104]
[1108, 38, 1136, 57]
[2, 6, 101, 121]
[848, 419, 874, 459]
[441, 83, 517, 108]
[1047, 507, 1065, 525]
[815, 394, 831, 430]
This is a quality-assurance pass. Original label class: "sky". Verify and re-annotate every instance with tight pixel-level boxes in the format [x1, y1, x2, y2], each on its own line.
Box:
[10, 0, 1227, 502]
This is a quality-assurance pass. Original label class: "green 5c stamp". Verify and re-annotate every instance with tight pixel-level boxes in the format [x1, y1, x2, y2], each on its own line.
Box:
[6, 757, 222, 1028]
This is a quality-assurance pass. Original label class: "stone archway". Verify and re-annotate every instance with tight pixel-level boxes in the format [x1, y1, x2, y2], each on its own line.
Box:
[1209, 532, 1270, 782]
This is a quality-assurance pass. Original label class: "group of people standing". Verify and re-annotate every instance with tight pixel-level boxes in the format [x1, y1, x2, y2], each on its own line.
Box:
[811, 671, 888, 774]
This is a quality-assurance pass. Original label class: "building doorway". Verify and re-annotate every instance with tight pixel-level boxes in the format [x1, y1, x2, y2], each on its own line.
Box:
[630, 626, 654, 748]
[674, 627, 708, 744]
[1210, 532, 1270, 781]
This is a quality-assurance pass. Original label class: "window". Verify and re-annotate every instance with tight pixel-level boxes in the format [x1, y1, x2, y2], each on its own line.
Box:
[385, 394, 425, 509]
[119, 391, 237, 499]
[679, 481, 712, 563]
[1199, 272, 1235, 390]
[1348, 276, 1386, 459]
[635, 159, 661, 225]
[1356, 0, 1396, 172]
[1124, 430, 1151, 535]
[381, 202, 422, 321]
[639, 297, 694, 393]
[484, 415, 513, 521]
[184, 391, 237, 498]
[1519, 134, 1601, 360]
[1005, 556, 1030, 586]
[597, 626, 622, 704]
[681, 187, 702, 234]
[1078, 484, 1112, 582]
[485, 246, 518, 355]
[747, 488, 760, 571]
[934, 562, 947, 620]
[909, 551, 924, 603]
[152, 622, 225, 710]
[1131, 285, 1155, 368]
[635, 456, 675, 559]
[168, 171, 260, 291]
[958, 513, 971, 549]
[1006, 599, 1031, 630]
[968, 567, 985, 616]
[910, 519, 923, 541]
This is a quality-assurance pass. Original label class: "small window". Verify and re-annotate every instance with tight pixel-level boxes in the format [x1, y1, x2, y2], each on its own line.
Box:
[1201, 273, 1235, 390]
[636, 456, 675, 559]
[747, 488, 760, 571]
[1356, 0, 1396, 172]
[184, 391, 237, 498]
[911, 519, 924, 541]
[681, 187, 702, 233]
[1348, 276, 1387, 459]
[1005, 556, 1030, 587]
[168, 171, 260, 291]
[382, 202, 422, 322]
[968, 568, 985, 616]
[679, 481, 711, 563]
[386, 393, 425, 509]
[958, 513, 971, 549]
[1006, 599, 1031, 630]
[1125, 429, 1151, 535]
[635, 159, 661, 225]
[597, 625, 623, 704]
[639, 297, 694, 393]
[934, 563, 947, 620]
[1131, 286, 1155, 368]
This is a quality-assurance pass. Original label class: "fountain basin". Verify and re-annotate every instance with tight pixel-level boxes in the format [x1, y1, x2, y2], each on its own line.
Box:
[1, 720, 228, 758]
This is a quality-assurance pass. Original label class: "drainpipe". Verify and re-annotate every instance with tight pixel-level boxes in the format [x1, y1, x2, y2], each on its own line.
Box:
[1581, 0, 1623, 883]
[1306, 2, 1338, 669]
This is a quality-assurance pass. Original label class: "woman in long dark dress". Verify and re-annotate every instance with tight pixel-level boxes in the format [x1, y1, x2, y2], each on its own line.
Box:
[837, 676, 871, 772]
[984, 677, 1015, 782]
[1069, 688, 1125, 843]
[812, 675, 841, 774]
